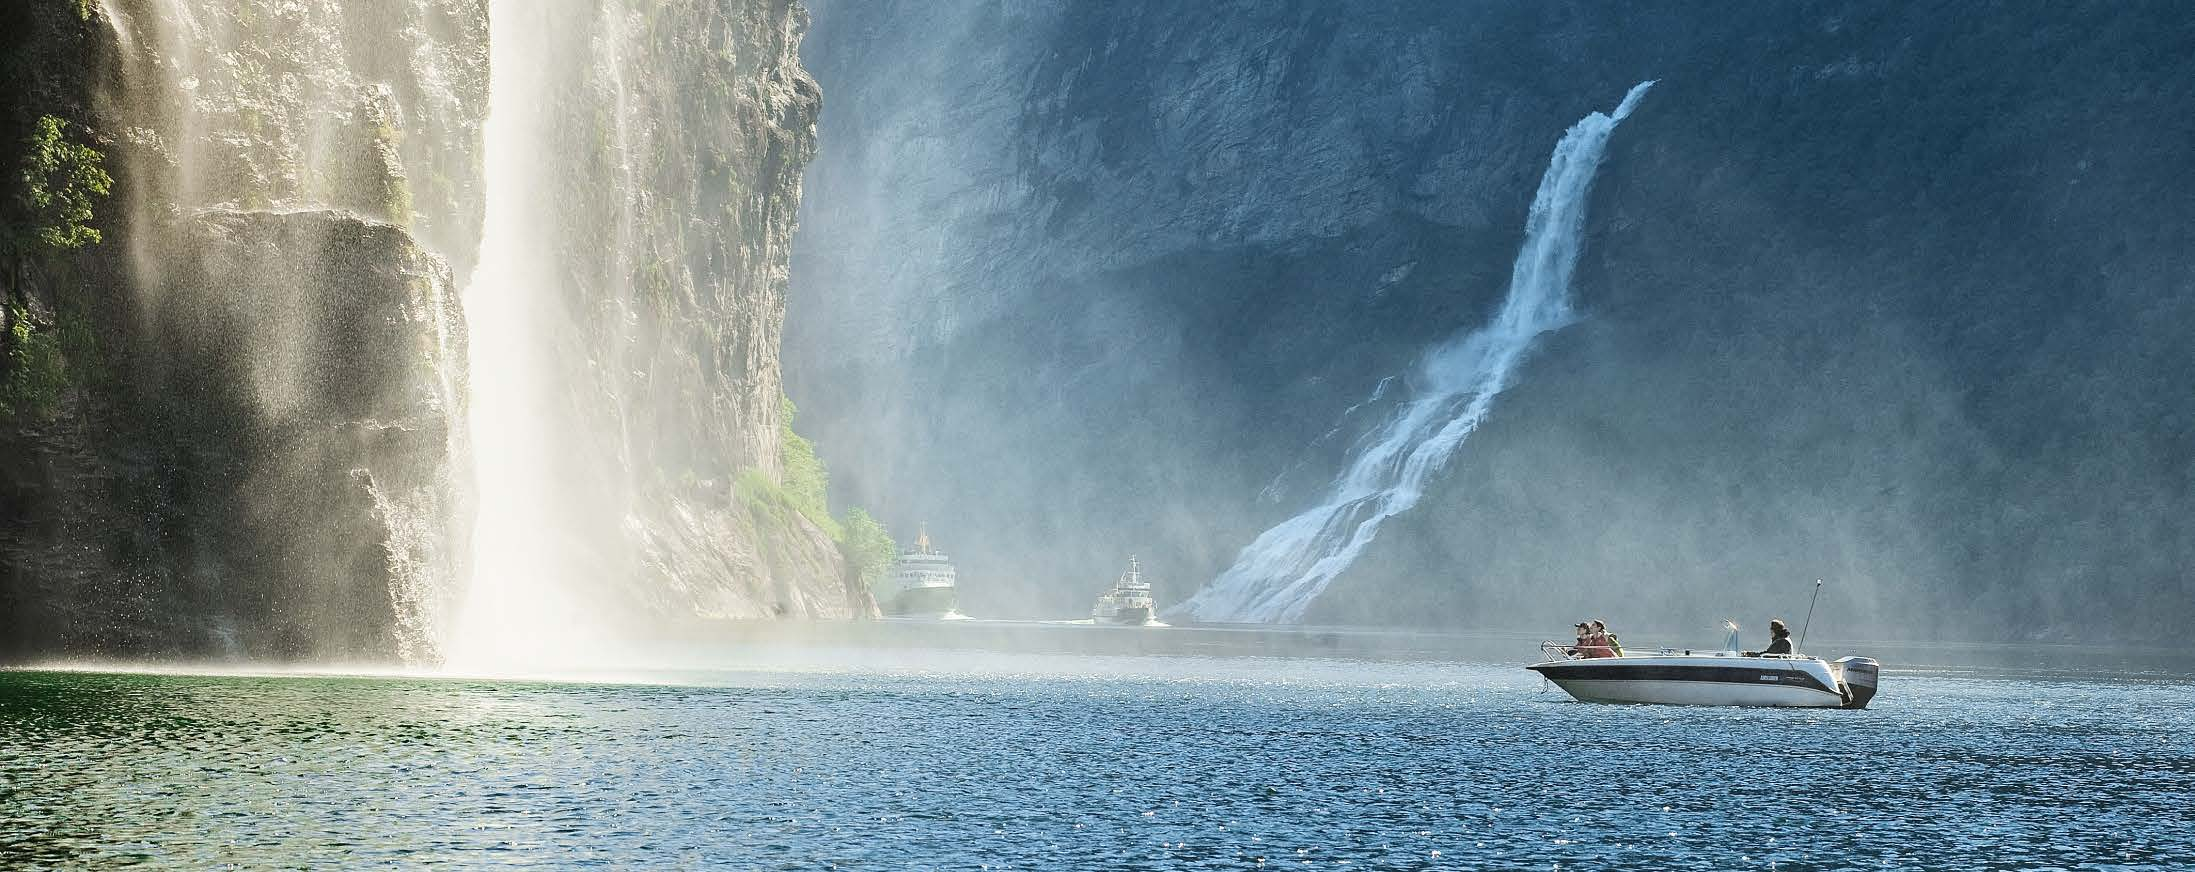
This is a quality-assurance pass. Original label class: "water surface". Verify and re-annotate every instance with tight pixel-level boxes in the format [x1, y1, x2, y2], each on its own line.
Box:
[3, 652, 2191, 869]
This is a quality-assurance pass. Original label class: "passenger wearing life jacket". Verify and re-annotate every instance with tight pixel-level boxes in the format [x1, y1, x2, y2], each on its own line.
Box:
[1744, 619, 1794, 657]
[1591, 619, 1623, 657]
[1585, 623, 1617, 658]
[1571, 620, 1617, 658]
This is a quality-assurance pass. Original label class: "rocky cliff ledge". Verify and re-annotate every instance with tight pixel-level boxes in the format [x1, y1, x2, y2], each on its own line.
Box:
[1, 0, 484, 661]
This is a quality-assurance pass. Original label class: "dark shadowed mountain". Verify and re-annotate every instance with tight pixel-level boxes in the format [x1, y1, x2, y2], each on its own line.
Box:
[786, 0, 2195, 643]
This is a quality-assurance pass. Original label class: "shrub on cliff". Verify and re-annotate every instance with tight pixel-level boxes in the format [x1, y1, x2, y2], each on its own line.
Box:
[840, 508, 896, 595]
[1, 303, 65, 419]
[778, 396, 834, 535]
[13, 114, 110, 252]
[1, 116, 107, 421]
[740, 399, 897, 584]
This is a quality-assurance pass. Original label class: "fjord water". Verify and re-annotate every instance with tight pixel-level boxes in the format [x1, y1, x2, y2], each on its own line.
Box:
[5, 655, 2191, 869]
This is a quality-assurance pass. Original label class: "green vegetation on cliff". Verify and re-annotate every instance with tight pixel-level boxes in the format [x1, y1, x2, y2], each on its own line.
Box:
[2, 115, 109, 421]
[778, 396, 834, 535]
[840, 508, 896, 597]
[1, 303, 65, 419]
[735, 396, 897, 593]
[13, 114, 109, 252]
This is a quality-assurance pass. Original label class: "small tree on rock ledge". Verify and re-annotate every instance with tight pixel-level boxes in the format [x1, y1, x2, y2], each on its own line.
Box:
[2, 115, 111, 420]
[14, 114, 111, 254]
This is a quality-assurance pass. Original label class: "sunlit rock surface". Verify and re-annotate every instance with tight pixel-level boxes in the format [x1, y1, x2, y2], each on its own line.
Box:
[1, 0, 484, 661]
[450, 0, 857, 659]
[786, 0, 2195, 641]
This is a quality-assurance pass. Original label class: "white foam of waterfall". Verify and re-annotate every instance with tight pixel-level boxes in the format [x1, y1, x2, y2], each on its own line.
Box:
[1178, 80, 1656, 624]
[446, 0, 599, 670]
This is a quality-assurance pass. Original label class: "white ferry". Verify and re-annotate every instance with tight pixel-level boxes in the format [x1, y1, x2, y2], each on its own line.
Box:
[1091, 556, 1160, 626]
[885, 526, 963, 619]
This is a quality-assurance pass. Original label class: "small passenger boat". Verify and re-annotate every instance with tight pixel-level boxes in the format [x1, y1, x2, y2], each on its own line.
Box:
[1527, 627, 1880, 708]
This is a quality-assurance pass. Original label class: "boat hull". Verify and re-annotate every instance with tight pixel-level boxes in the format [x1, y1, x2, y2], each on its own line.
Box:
[1094, 606, 1153, 626]
[1529, 655, 1856, 708]
[887, 585, 959, 619]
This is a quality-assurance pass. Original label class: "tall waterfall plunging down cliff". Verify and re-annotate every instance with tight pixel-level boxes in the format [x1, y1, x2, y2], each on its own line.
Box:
[444, 0, 847, 669]
[1178, 81, 1656, 624]
[447, 0, 591, 668]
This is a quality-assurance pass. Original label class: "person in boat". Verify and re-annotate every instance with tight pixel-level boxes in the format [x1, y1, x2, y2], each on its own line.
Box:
[1585, 622, 1617, 658]
[1745, 619, 1794, 657]
[1591, 620, 1623, 657]
[1572, 621, 1617, 658]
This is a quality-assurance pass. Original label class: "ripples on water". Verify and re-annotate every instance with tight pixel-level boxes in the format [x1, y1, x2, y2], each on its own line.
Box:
[2, 654, 2192, 869]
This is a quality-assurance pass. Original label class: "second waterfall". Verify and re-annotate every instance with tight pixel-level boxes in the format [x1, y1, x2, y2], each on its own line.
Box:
[1178, 81, 1658, 624]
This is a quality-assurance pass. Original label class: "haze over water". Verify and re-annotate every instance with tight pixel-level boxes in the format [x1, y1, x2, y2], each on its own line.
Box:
[5, 650, 2191, 869]
[8, 2, 2195, 870]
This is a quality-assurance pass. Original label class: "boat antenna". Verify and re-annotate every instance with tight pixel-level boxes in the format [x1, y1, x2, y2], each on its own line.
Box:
[1797, 579, 1823, 653]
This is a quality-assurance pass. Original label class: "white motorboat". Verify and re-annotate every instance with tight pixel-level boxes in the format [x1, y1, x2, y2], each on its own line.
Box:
[1527, 630, 1880, 709]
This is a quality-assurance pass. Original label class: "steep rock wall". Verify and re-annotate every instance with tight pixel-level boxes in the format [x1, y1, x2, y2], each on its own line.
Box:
[464, 0, 855, 642]
[1, 0, 483, 661]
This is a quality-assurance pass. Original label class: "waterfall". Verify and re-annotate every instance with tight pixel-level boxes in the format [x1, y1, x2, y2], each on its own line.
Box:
[442, 0, 837, 666]
[30, 0, 819, 663]
[1178, 80, 1656, 624]
[446, 0, 601, 669]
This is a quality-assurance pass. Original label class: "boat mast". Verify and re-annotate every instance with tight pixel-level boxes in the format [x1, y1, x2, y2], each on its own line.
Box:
[1798, 579, 1823, 653]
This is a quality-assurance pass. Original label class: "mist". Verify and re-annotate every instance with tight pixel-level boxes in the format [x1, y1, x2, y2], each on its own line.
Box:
[7, 3, 2192, 867]
[0, 0, 859, 665]
[4, 0, 2190, 663]
[783, 0, 2195, 644]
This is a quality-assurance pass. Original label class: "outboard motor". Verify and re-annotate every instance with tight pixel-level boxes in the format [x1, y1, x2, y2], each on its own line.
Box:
[1833, 657, 1881, 709]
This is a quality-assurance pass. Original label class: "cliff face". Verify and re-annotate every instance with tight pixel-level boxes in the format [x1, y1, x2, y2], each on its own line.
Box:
[612, 0, 857, 624]
[464, 0, 855, 638]
[1, 0, 847, 664]
[1, 0, 483, 661]
[786, 1, 2195, 641]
